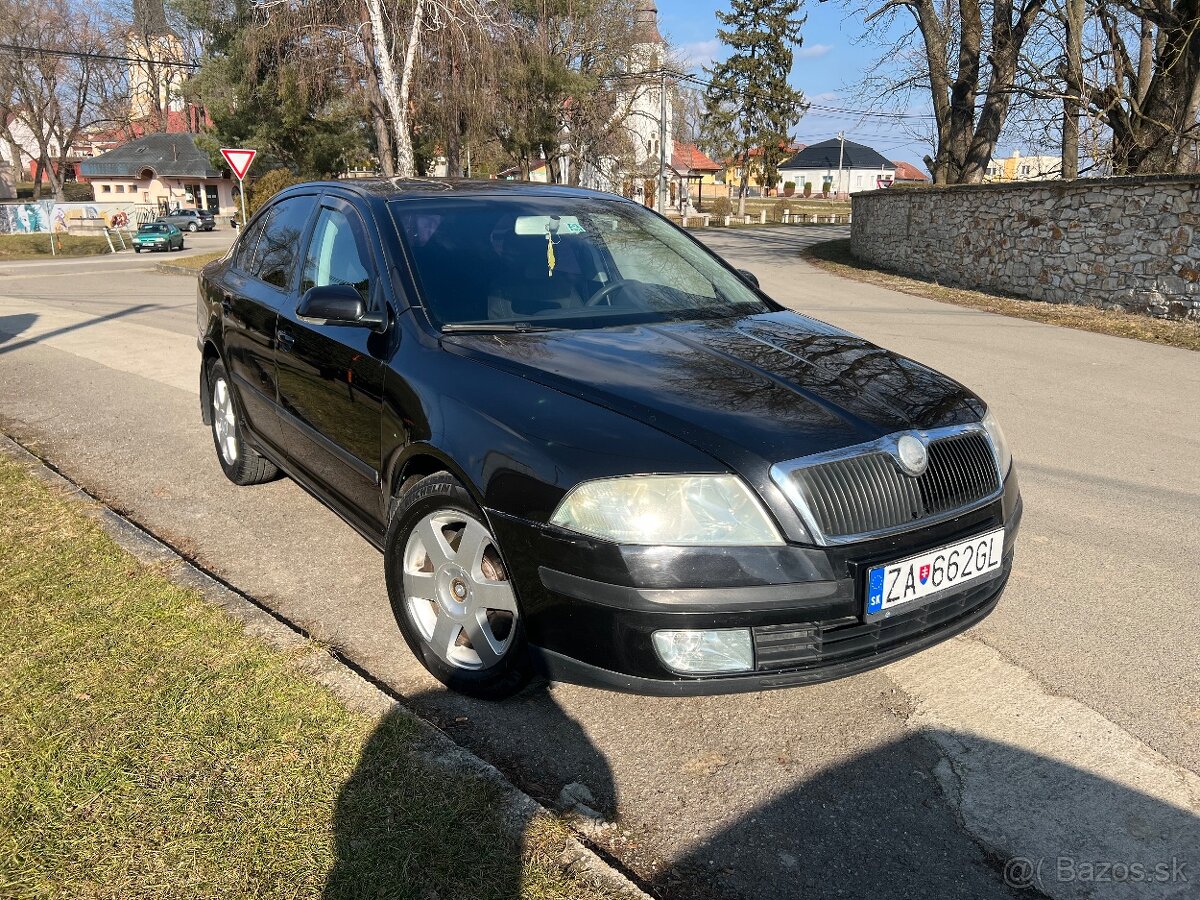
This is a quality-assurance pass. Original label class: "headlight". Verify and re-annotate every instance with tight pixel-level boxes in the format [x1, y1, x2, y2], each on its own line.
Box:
[549, 474, 783, 545]
[981, 408, 1012, 477]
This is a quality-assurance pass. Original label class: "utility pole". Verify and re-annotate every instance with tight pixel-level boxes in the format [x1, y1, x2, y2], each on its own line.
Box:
[836, 130, 845, 202]
[1061, 0, 1084, 179]
[658, 68, 668, 214]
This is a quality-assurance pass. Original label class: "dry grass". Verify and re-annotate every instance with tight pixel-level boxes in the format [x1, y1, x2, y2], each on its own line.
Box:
[0, 234, 112, 259]
[0, 455, 632, 900]
[802, 239, 1200, 352]
[156, 250, 225, 273]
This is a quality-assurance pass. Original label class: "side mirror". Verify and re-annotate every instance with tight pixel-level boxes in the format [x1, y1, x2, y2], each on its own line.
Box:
[297, 284, 385, 330]
[737, 269, 760, 289]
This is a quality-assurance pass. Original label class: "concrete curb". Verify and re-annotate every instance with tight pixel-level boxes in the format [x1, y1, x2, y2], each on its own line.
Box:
[154, 262, 203, 276]
[0, 433, 652, 900]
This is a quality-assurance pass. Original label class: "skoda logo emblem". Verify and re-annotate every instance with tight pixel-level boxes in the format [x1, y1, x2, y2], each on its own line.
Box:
[895, 434, 929, 477]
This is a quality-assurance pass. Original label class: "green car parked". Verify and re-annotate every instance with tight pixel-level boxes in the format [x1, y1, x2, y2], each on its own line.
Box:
[132, 222, 185, 253]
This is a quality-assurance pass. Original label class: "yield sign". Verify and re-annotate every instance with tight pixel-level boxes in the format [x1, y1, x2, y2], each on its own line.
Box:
[220, 148, 257, 180]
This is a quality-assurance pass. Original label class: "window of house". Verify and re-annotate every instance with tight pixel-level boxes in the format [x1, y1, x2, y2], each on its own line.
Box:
[129, 184, 136, 192]
[101, 184, 111, 193]
[115, 185, 125, 193]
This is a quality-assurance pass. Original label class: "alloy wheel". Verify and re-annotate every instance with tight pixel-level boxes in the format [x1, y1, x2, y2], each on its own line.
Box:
[402, 511, 518, 670]
[211, 376, 238, 464]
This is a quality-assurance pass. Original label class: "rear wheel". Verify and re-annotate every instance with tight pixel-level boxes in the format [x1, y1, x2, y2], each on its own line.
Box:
[385, 473, 532, 699]
[206, 358, 279, 486]
[188, 222, 198, 232]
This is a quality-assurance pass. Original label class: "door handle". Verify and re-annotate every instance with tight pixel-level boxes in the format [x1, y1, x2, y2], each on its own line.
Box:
[277, 329, 295, 352]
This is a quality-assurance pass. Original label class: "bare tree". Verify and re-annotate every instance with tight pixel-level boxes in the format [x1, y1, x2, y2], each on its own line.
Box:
[1085, 0, 1200, 174]
[0, 0, 114, 200]
[853, 0, 1048, 184]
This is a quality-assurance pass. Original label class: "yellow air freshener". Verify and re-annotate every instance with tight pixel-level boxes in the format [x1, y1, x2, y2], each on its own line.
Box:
[546, 231, 556, 277]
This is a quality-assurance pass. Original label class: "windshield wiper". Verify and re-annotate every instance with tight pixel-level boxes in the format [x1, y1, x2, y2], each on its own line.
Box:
[440, 322, 559, 334]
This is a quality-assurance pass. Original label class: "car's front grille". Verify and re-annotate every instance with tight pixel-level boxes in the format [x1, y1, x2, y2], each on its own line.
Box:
[775, 430, 1000, 543]
[752, 575, 1001, 672]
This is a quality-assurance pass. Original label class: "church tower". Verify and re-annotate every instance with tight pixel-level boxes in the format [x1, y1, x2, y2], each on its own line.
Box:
[624, 2, 672, 203]
[128, 0, 189, 122]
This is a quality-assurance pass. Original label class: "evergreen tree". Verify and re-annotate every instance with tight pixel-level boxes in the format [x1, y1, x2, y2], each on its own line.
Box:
[702, 0, 807, 215]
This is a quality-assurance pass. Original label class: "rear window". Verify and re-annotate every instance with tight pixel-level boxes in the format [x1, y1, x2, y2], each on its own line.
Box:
[253, 195, 318, 289]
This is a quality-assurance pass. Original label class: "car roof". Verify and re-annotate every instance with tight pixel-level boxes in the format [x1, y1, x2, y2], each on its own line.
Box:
[277, 178, 630, 205]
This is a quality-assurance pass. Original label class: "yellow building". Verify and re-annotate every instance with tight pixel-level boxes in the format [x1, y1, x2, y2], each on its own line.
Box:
[718, 143, 804, 194]
[984, 150, 1061, 182]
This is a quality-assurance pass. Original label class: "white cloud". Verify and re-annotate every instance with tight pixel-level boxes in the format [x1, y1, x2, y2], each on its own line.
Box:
[809, 91, 841, 104]
[680, 39, 721, 69]
[796, 43, 832, 59]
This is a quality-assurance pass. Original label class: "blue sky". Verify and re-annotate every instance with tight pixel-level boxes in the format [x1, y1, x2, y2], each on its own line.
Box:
[654, 0, 935, 169]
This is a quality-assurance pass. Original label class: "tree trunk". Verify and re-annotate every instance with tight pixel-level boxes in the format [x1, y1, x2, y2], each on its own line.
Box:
[1061, 0, 1084, 178]
[359, 1, 396, 177]
[364, 0, 423, 179]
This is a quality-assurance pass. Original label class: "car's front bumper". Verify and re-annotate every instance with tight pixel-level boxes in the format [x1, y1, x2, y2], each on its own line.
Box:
[489, 469, 1022, 695]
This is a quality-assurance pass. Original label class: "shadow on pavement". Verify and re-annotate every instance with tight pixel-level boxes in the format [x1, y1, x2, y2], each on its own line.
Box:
[0, 313, 37, 348]
[0, 305, 163, 356]
[322, 687, 1197, 900]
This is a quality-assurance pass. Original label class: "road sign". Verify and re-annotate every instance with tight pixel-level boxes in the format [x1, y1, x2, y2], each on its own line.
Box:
[220, 148, 256, 180]
[220, 148, 257, 227]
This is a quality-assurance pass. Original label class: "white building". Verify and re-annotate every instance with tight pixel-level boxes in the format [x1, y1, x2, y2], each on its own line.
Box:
[778, 138, 897, 198]
[578, 2, 673, 208]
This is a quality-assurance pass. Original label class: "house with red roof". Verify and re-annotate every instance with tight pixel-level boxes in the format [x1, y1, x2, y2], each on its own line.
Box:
[892, 160, 930, 183]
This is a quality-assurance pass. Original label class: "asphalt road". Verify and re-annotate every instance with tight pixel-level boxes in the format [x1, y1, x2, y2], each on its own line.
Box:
[1, 225, 1196, 900]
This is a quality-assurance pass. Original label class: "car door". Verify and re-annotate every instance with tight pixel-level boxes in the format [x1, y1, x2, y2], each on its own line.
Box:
[275, 196, 389, 531]
[219, 193, 319, 457]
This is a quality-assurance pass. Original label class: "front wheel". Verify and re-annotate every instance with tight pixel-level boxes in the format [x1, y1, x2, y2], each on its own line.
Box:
[384, 473, 532, 699]
[188, 222, 198, 232]
[206, 358, 279, 485]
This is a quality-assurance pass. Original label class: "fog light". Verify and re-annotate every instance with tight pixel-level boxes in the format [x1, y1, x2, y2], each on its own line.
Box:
[651, 628, 754, 675]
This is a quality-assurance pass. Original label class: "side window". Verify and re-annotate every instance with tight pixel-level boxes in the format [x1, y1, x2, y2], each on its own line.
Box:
[234, 210, 271, 273]
[301, 206, 372, 304]
[253, 195, 318, 289]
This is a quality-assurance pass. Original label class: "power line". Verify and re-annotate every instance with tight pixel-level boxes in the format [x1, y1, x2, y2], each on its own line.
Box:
[0, 42, 200, 70]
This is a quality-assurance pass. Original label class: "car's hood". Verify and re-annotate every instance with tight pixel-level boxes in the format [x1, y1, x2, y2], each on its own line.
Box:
[443, 311, 985, 470]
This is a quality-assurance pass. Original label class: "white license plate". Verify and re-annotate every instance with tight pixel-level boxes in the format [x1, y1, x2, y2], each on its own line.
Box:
[865, 528, 1004, 620]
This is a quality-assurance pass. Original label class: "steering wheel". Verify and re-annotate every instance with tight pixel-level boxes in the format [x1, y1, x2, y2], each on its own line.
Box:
[584, 279, 630, 307]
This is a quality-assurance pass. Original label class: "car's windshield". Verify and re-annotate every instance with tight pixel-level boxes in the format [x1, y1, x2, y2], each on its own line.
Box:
[391, 196, 773, 330]
[140, 224, 167, 233]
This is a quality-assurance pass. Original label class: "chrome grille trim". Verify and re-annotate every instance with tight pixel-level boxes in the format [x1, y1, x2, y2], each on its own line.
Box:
[770, 424, 1003, 546]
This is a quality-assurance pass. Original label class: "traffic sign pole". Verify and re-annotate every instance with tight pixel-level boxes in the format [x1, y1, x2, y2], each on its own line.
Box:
[238, 175, 248, 228]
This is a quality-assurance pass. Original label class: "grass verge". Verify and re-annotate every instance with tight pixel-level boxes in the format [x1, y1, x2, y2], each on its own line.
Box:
[155, 250, 225, 274]
[0, 234, 112, 259]
[0, 454, 626, 900]
[803, 238, 1200, 352]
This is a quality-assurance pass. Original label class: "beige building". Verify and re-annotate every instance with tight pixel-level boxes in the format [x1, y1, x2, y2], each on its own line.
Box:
[985, 150, 1062, 182]
[128, 0, 189, 121]
[80, 133, 235, 216]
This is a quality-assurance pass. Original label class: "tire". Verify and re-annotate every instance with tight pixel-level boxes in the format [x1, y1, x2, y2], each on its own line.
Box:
[188, 222, 198, 232]
[206, 358, 279, 486]
[134, 247, 141, 253]
[384, 473, 532, 699]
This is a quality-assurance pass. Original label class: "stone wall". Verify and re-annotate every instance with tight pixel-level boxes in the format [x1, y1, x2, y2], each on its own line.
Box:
[850, 175, 1200, 320]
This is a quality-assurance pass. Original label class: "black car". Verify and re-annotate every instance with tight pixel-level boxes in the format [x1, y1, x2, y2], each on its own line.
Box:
[197, 180, 1022, 698]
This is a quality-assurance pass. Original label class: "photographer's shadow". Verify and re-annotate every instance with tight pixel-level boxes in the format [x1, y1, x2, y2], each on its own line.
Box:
[322, 686, 1198, 900]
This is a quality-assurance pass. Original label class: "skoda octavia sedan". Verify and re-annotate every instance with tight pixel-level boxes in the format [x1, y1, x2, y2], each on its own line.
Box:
[196, 180, 1022, 698]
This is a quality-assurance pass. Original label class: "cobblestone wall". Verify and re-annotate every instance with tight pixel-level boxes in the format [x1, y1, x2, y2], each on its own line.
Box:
[850, 175, 1200, 320]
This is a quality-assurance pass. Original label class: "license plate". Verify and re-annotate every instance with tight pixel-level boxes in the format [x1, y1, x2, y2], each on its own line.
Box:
[866, 528, 1004, 620]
